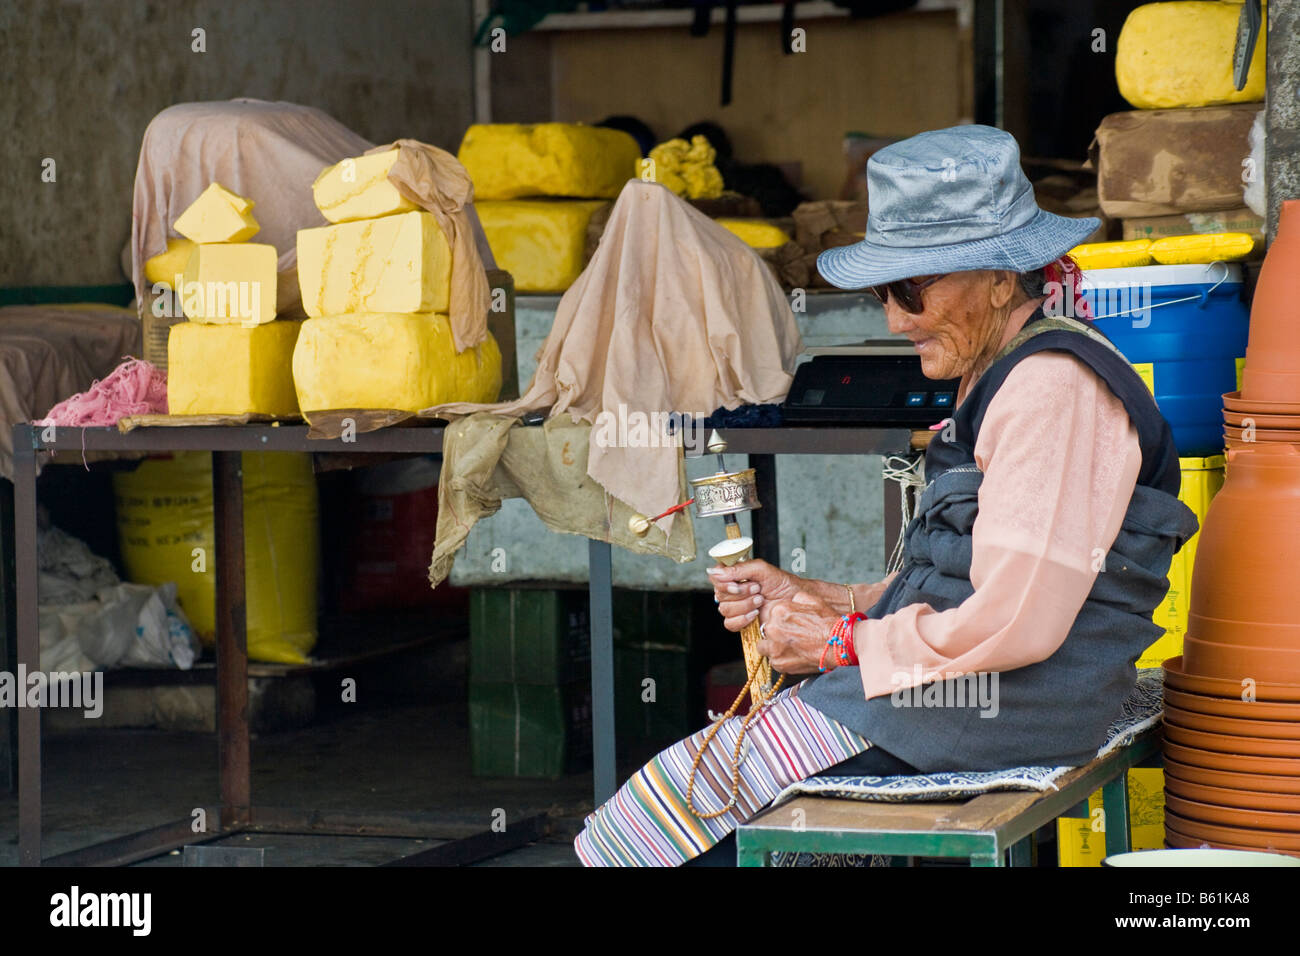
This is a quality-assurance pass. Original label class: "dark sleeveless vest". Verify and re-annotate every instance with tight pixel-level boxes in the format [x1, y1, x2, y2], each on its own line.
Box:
[797, 310, 1199, 772]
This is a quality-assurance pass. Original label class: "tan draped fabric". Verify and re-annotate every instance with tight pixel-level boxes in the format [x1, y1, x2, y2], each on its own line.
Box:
[130, 99, 375, 316]
[424, 181, 802, 583]
[367, 139, 492, 352]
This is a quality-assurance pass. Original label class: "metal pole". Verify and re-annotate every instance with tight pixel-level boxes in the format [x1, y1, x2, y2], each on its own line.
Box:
[14, 426, 41, 865]
[213, 451, 251, 826]
[588, 538, 617, 805]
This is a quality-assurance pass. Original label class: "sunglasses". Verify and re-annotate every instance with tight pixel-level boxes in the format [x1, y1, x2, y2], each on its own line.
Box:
[869, 274, 946, 314]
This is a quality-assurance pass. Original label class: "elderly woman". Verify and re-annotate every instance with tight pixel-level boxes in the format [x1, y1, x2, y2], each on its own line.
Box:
[574, 125, 1196, 867]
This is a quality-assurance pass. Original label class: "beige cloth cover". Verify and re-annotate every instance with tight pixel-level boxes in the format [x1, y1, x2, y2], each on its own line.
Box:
[0, 305, 142, 480]
[425, 180, 802, 585]
[131, 99, 374, 316]
[130, 100, 495, 333]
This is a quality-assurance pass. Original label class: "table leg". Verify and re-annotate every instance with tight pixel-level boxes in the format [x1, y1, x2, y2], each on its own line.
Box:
[749, 454, 779, 564]
[588, 538, 617, 806]
[213, 451, 251, 827]
[882, 475, 901, 569]
[1102, 773, 1132, 858]
[14, 430, 40, 865]
[1, 478, 16, 794]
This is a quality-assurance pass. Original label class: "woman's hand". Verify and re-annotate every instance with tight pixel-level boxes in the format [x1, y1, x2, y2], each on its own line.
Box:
[707, 559, 799, 633]
[755, 590, 845, 676]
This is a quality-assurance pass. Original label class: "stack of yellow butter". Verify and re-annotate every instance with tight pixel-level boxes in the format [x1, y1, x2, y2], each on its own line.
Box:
[166, 183, 301, 417]
[459, 124, 639, 292]
[291, 148, 502, 415]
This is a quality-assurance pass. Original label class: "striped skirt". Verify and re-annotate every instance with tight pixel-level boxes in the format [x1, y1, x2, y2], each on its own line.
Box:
[574, 679, 870, 866]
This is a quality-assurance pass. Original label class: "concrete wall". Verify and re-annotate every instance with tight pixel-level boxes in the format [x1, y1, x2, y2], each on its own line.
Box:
[1, 0, 476, 287]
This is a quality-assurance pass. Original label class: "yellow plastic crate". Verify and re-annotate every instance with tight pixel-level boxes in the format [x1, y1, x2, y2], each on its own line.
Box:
[1057, 767, 1167, 866]
[1137, 454, 1225, 668]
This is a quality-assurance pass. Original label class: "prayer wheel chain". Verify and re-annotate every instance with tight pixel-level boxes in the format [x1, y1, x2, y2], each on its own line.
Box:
[685, 670, 786, 819]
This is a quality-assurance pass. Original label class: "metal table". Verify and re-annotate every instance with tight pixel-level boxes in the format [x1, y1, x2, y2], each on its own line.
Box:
[9, 421, 913, 865]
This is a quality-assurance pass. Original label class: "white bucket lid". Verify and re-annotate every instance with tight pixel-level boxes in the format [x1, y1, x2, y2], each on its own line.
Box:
[1079, 262, 1242, 289]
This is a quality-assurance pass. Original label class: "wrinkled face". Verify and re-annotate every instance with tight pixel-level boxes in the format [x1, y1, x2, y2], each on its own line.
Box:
[883, 270, 1020, 381]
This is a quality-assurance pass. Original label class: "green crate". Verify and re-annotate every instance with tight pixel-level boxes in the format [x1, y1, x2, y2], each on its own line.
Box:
[470, 588, 590, 684]
[469, 681, 593, 779]
[616, 643, 695, 742]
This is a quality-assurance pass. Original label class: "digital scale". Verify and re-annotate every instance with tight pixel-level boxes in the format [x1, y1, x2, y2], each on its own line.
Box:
[780, 340, 960, 425]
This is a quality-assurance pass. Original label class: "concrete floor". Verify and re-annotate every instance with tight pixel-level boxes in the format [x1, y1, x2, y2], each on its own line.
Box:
[0, 699, 600, 867]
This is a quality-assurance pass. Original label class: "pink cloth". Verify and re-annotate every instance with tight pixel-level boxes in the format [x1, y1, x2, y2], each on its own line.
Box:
[36, 358, 168, 426]
[855, 349, 1143, 700]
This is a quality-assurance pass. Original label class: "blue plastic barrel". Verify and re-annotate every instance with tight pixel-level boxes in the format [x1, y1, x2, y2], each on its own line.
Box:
[1075, 263, 1248, 457]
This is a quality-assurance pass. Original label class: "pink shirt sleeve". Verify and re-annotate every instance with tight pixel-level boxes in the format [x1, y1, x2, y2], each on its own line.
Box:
[854, 350, 1143, 700]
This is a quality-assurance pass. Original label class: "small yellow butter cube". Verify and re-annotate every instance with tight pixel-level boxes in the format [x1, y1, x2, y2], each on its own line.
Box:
[144, 237, 197, 288]
[168, 320, 303, 417]
[180, 243, 278, 325]
[173, 182, 260, 243]
[312, 149, 420, 223]
[292, 313, 501, 414]
[296, 211, 452, 317]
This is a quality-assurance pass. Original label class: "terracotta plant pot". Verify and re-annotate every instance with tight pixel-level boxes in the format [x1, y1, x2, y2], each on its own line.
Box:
[1166, 810, 1300, 855]
[1165, 706, 1300, 741]
[1241, 199, 1300, 403]
[1164, 740, 1300, 775]
[1224, 424, 1300, 443]
[1164, 775, 1300, 813]
[1186, 616, 1300, 649]
[1164, 757, 1300, 795]
[1165, 826, 1300, 858]
[1182, 633, 1300, 684]
[1185, 445, 1300, 655]
[1164, 656, 1300, 703]
[1166, 792, 1300, 831]
[1165, 687, 1300, 722]
[1224, 391, 1300, 416]
[1164, 722, 1300, 759]
[1225, 409, 1300, 429]
[1166, 808, 1300, 851]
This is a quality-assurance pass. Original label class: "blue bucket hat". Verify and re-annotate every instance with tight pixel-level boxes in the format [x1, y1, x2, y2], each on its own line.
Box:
[817, 125, 1099, 290]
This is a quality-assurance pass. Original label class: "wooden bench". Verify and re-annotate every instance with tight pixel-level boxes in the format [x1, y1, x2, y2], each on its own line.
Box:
[736, 727, 1162, 867]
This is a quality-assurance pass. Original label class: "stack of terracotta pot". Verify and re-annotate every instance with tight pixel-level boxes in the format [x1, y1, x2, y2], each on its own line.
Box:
[1162, 199, 1300, 857]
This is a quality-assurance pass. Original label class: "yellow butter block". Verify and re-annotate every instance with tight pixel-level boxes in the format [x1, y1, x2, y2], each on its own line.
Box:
[296, 211, 451, 317]
[1070, 239, 1153, 271]
[173, 182, 261, 243]
[144, 237, 197, 288]
[292, 313, 502, 414]
[312, 149, 420, 223]
[476, 199, 607, 293]
[458, 123, 640, 200]
[1116, 2, 1266, 110]
[181, 243, 278, 325]
[716, 219, 793, 249]
[168, 320, 302, 417]
[1150, 232, 1256, 265]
